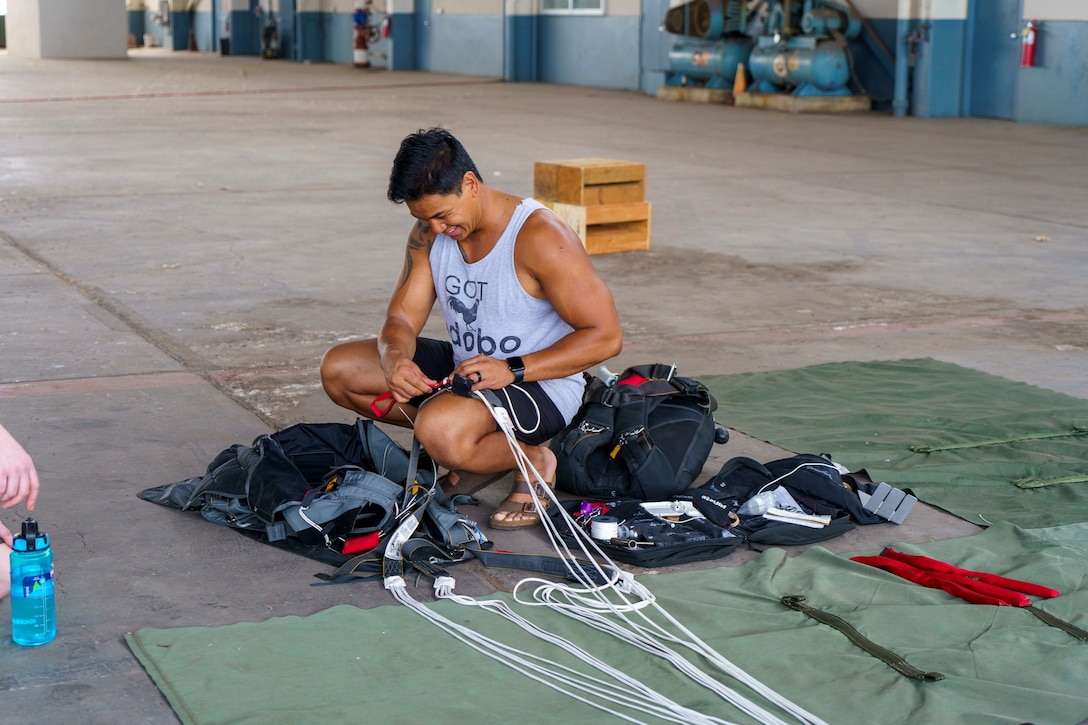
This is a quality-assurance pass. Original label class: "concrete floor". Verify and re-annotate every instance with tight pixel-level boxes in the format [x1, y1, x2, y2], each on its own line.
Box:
[1, 48, 1086, 723]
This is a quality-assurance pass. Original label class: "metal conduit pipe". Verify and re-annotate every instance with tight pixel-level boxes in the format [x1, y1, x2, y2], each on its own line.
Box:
[893, 0, 911, 116]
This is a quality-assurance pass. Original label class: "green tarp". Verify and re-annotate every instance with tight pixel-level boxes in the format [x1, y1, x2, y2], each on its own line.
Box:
[700, 358, 1088, 529]
[127, 522, 1088, 725]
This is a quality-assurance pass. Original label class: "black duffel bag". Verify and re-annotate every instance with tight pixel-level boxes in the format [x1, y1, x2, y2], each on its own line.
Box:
[550, 363, 724, 500]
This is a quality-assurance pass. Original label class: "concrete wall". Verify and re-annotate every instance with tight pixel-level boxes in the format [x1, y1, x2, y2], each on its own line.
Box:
[539, 1, 642, 90]
[6, 0, 128, 58]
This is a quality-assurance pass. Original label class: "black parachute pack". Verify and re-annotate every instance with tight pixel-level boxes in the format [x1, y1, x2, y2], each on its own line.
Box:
[138, 420, 489, 563]
[697, 453, 884, 548]
[550, 363, 724, 501]
[141, 419, 605, 585]
[550, 453, 887, 567]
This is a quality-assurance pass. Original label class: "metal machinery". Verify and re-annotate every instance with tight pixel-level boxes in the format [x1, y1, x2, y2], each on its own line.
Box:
[664, 0, 753, 92]
[747, 0, 862, 97]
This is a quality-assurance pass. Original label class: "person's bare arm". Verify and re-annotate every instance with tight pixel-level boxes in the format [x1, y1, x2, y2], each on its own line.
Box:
[378, 222, 440, 402]
[0, 424, 40, 548]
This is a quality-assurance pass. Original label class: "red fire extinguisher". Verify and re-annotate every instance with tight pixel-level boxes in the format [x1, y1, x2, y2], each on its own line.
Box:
[380, 14, 391, 40]
[1020, 19, 1038, 68]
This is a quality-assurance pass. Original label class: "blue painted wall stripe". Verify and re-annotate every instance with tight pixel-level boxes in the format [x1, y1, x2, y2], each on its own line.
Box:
[389, 12, 415, 71]
[913, 18, 967, 118]
[505, 13, 537, 81]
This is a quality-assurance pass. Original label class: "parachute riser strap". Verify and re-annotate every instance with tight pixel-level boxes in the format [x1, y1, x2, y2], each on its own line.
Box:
[780, 595, 945, 682]
[401, 437, 423, 505]
[466, 546, 610, 586]
[910, 426, 1088, 454]
[1024, 605, 1088, 642]
[312, 551, 384, 584]
[1014, 474, 1088, 490]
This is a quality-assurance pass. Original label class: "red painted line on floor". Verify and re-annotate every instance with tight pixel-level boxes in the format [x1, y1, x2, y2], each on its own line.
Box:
[0, 372, 206, 398]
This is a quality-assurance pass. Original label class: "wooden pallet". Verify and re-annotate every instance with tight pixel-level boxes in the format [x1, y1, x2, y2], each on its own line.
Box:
[534, 158, 646, 206]
[534, 158, 650, 254]
[734, 92, 872, 113]
[544, 201, 651, 255]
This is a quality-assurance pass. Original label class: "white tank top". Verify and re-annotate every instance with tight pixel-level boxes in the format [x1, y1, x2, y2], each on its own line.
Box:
[430, 198, 585, 422]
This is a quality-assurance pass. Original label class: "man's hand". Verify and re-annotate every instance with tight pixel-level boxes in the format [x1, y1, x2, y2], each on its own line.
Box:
[455, 355, 517, 390]
[386, 356, 439, 403]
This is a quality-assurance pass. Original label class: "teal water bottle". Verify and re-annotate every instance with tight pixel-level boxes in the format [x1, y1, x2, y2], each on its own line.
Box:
[10, 518, 56, 646]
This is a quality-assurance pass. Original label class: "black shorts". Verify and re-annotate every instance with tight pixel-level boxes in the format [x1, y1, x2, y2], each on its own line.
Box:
[410, 338, 567, 446]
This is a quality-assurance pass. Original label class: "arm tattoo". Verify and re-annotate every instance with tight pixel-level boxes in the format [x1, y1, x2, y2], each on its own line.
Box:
[396, 222, 433, 292]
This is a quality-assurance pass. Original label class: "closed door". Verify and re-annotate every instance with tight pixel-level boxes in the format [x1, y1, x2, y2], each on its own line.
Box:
[967, 0, 1021, 119]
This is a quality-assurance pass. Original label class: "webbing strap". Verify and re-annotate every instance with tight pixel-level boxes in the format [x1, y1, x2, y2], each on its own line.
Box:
[1025, 605, 1088, 642]
[313, 551, 383, 584]
[1014, 474, 1088, 490]
[780, 595, 945, 682]
[312, 539, 609, 586]
[910, 425, 1088, 454]
[467, 546, 609, 586]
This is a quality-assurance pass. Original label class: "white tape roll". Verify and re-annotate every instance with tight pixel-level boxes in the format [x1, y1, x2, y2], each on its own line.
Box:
[590, 515, 620, 540]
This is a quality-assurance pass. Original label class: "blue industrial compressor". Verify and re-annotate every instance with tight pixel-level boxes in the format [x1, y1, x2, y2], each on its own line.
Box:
[663, 0, 752, 91]
[747, 0, 862, 97]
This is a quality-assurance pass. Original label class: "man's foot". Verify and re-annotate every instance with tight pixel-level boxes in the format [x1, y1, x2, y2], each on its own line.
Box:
[489, 446, 557, 530]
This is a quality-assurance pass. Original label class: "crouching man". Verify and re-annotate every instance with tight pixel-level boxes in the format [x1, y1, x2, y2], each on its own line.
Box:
[321, 128, 622, 530]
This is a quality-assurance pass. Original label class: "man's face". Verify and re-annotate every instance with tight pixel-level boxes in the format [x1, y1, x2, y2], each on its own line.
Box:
[405, 173, 477, 241]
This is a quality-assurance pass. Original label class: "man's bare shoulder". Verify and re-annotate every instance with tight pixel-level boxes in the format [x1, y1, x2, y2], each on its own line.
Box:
[407, 219, 438, 254]
[519, 207, 587, 260]
[394, 221, 440, 294]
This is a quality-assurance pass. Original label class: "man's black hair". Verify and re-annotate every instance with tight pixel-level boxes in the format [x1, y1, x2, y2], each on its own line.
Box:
[387, 127, 482, 204]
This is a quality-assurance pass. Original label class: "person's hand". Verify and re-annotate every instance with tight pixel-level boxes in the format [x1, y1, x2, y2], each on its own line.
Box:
[0, 424, 40, 512]
[386, 357, 438, 403]
[0, 521, 13, 549]
[455, 355, 512, 390]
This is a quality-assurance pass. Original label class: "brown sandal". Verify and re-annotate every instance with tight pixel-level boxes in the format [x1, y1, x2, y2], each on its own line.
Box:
[488, 477, 554, 530]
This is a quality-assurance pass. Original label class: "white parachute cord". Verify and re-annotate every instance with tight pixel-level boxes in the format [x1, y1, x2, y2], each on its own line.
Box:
[515, 518, 827, 725]
[391, 573, 740, 725]
[525, 575, 819, 720]
[383, 390, 825, 725]
[382, 400, 774, 718]
[469, 392, 824, 725]
[481, 395, 633, 594]
[519, 589, 809, 725]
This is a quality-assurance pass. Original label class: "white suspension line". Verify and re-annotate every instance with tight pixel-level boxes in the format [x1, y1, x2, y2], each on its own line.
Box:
[381, 388, 827, 725]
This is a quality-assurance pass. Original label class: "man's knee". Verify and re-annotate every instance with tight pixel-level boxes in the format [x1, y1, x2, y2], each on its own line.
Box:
[319, 346, 347, 399]
[414, 403, 483, 469]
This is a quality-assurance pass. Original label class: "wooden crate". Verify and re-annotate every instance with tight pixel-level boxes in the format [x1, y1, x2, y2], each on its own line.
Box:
[534, 158, 646, 206]
[545, 200, 651, 255]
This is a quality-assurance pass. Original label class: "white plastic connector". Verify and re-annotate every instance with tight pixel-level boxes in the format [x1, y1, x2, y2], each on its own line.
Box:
[491, 406, 514, 430]
[614, 570, 637, 593]
[434, 576, 456, 597]
[383, 576, 406, 590]
[596, 365, 618, 387]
